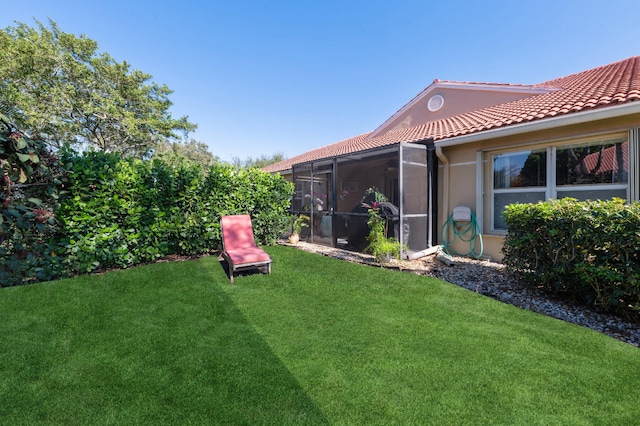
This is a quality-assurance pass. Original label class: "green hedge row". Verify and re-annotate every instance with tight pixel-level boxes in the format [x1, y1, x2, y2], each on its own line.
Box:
[1, 150, 294, 285]
[502, 198, 640, 322]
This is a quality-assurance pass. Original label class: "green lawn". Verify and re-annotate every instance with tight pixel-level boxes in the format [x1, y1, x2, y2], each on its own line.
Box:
[1, 246, 638, 425]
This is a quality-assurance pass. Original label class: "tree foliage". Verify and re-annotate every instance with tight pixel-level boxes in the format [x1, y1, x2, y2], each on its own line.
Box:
[232, 152, 286, 169]
[0, 19, 196, 157]
[151, 139, 220, 169]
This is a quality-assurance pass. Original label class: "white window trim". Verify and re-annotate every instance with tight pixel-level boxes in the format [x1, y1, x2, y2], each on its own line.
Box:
[549, 146, 556, 199]
[489, 132, 631, 232]
[555, 183, 628, 193]
[630, 128, 640, 202]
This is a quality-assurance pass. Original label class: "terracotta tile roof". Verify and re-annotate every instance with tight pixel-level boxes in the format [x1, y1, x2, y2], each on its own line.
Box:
[263, 132, 374, 173]
[264, 56, 640, 173]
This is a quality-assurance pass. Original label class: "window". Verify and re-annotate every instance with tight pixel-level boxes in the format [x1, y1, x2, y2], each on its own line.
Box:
[555, 139, 628, 202]
[492, 149, 547, 230]
[493, 149, 546, 189]
[491, 136, 629, 230]
[556, 139, 627, 185]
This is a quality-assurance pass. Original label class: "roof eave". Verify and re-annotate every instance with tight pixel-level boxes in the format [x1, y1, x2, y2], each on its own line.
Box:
[436, 101, 640, 148]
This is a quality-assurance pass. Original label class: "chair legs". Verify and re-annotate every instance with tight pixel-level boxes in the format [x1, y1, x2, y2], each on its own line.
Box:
[225, 262, 270, 283]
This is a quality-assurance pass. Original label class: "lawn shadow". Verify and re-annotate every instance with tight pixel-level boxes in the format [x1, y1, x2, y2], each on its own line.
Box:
[0, 258, 329, 425]
[204, 260, 329, 424]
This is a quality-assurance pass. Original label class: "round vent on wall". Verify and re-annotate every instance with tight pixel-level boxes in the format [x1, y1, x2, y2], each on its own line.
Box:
[427, 94, 444, 112]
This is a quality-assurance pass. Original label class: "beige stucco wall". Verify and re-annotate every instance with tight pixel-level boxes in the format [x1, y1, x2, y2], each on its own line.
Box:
[436, 145, 484, 258]
[383, 87, 544, 134]
[437, 113, 640, 261]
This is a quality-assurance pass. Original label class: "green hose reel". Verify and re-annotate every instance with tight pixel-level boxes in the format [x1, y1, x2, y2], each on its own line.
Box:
[440, 206, 483, 258]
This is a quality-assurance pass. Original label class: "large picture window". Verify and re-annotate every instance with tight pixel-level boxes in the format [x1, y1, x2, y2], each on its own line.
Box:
[491, 136, 629, 230]
[556, 139, 627, 185]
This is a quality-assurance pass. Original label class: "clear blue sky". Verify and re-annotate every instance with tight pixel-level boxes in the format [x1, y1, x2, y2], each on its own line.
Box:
[4, 1, 640, 162]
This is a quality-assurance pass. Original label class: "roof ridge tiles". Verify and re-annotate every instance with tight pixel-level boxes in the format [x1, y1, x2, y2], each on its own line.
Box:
[432, 79, 538, 88]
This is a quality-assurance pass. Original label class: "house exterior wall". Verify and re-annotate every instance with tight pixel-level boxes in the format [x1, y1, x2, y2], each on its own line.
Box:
[435, 144, 482, 257]
[438, 113, 640, 261]
[381, 88, 543, 134]
[276, 114, 640, 262]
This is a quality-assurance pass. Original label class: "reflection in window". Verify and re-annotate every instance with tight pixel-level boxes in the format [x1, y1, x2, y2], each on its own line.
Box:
[556, 139, 628, 185]
[493, 149, 546, 189]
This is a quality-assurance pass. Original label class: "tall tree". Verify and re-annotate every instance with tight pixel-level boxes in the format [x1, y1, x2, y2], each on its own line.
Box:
[232, 152, 286, 169]
[0, 19, 196, 157]
[152, 139, 220, 169]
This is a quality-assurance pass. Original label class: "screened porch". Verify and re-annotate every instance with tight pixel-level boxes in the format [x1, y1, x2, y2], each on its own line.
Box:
[289, 140, 437, 258]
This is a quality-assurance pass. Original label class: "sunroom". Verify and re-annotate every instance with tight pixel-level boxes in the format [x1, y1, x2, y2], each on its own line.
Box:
[289, 140, 438, 258]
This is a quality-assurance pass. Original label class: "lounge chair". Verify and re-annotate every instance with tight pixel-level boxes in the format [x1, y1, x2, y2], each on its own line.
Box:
[220, 214, 272, 282]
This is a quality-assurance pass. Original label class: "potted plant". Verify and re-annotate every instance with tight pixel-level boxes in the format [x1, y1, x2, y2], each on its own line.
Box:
[289, 214, 310, 244]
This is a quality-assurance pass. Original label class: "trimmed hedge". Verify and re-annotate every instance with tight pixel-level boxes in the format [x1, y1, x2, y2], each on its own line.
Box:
[502, 198, 640, 322]
[1, 148, 294, 285]
[56, 151, 293, 276]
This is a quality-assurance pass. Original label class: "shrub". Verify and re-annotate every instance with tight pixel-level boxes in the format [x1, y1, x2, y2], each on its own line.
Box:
[502, 198, 640, 322]
[56, 152, 294, 275]
[1, 114, 65, 285]
[2, 114, 294, 286]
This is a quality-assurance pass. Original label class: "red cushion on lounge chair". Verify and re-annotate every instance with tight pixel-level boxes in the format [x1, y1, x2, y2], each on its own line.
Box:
[224, 246, 271, 265]
[221, 215, 260, 249]
[220, 214, 272, 282]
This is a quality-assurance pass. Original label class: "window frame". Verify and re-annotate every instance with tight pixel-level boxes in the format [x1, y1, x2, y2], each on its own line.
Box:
[489, 133, 630, 232]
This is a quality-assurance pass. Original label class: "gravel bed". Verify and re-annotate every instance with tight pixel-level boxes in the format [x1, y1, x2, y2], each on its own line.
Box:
[285, 241, 640, 347]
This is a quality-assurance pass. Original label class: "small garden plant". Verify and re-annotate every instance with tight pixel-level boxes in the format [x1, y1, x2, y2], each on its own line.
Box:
[361, 187, 404, 262]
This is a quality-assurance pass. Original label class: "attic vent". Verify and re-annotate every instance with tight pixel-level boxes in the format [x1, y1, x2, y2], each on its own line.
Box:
[427, 94, 444, 112]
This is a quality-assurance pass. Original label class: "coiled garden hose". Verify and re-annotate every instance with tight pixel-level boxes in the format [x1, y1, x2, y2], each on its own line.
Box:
[440, 211, 483, 258]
